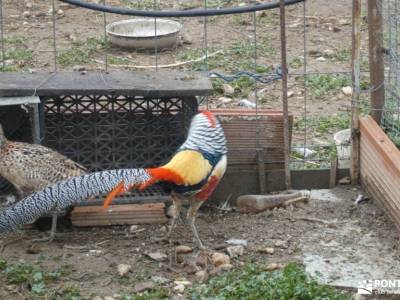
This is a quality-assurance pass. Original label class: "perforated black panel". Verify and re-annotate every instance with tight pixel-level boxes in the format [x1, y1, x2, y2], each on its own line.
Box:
[41, 95, 198, 170]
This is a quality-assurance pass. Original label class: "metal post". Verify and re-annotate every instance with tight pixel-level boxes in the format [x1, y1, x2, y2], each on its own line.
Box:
[30, 103, 41, 144]
[351, 0, 361, 185]
[279, 0, 291, 189]
[368, 0, 385, 124]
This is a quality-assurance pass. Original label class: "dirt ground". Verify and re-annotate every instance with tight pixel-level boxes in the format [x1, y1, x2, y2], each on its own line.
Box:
[1, 186, 399, 298]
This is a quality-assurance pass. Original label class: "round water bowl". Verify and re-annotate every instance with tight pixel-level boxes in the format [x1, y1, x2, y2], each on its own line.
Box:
[333, 128, 351, 169]
[106, 18, 182, 50]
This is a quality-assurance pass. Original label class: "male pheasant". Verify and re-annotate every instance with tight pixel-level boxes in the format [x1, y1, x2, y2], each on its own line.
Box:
[0, 111, 227, 248]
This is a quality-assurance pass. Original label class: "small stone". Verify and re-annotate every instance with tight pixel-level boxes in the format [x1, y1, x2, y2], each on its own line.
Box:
[211, 252, 230, 267]
[338, 176, 351, 185]
[56, 9, 64, 16]
[104, 297, 114, 300]
[151, 275, 170, 284]
[258, 247, 274, 254]
[25, 2, 33, 9]
[287, 91, 295, 98]
[183, 264, 198, 275]
[147, 252, 168, 262]
[129, 225, 139, 233]
[274, 240, 288, 249]
[22, 11, 31, 18]
[341, 86, 352, 96]
[195, 270, 208, 283]
[26, 244, 41, 254]
[166, 205, 175, 218]
[226, 239, 248, 246]
[134, 281, 155, 293]
[265, 263, 285, 271]
[226, 246, 244, 258]
[222, 84, 235, 96]
[238, 99, 256, 109]
[316, 56, 326, 62]
[176, 245, 193, 254]
[73, 65, 86, 72]
[323, 49, 335, 56]
[173, 284, 185, 293]
[35, 12, 47, 17]
[174, 280, 192, 286]
[210, 263, 234, 276]
[195, 253, 208, 268]
[92, 296, 102, 300]
[117, 264, 131, 277]
[218, 96, 233, 105]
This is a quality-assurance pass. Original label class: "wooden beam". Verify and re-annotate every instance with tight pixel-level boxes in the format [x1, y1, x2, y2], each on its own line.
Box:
[279, 0, 292, 189]
[329, 156, 338, 188]
[257, 149, 266, 194]
[0, 71, 212, 98]
[368, 0, 385, 124]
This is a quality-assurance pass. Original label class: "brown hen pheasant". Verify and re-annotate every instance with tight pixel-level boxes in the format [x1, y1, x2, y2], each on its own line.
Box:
[0, 124, 87, 241]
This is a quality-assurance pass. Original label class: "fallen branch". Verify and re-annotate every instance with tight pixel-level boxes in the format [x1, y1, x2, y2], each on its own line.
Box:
[293, 216, 335, 225]
[93, 50, 223, 69]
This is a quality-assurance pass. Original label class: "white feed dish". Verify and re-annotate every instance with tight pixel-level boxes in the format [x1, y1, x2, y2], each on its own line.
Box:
[106, 18, 182, 50]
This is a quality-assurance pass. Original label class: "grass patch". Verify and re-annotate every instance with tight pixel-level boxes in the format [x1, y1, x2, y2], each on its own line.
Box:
[191, 262, 349, 300]
[180, 36, 275, 73]
[306, 74, 351, 98]
[294, 114, 350, 135]
[58, 37, 108, 66]
[290, 57, 303, 69]
[121, 287, 170, 300]
[0, 36, 33, 70]
[0, 258, 76, 299]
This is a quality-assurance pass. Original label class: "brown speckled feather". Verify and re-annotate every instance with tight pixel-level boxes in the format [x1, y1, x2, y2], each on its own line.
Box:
[0, 125, 86, 196]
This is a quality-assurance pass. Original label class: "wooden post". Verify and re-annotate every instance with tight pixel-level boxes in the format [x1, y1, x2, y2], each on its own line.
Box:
[351, 0, 361, 185]
[279, 0, 292, 190]
[368, 0, 385, 124]
[257, 149, 266, 194]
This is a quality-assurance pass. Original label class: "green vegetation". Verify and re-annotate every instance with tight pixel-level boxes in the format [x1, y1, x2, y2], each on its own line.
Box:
[290, 57, 303, 69]
[191, 262, 349, 300]
[58, 37, 108, 66]
[305, 74, 351, 98]
[180, 37, 275, 73]
[121, 287, 170, 300]
[294, 114, 350, 135]
[0, 36, 33, 71]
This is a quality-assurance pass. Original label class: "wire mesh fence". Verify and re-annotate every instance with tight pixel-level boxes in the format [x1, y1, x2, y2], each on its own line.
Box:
[379, 0, 400, 146]
[0, 0, 369, 173]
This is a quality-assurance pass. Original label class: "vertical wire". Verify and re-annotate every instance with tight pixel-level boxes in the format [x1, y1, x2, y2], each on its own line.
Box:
[51, 0, 58, 72]
[395, 0, 399, 137]
[0, 0, 5, 69]
[154, 0, 158, 72]
[103, 0, 108, 72]
[203, 0, 209, 109]
[302, 0, 308, 161]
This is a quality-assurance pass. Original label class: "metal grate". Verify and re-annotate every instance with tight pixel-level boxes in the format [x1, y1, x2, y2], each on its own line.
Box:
[41, 95, 198, 170]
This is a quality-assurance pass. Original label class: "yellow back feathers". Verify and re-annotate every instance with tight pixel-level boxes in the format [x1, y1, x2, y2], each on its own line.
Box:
[162, 150, 212, 186]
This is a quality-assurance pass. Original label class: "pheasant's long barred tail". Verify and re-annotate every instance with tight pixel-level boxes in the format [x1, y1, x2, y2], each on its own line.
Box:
[0, 169, 151, 235]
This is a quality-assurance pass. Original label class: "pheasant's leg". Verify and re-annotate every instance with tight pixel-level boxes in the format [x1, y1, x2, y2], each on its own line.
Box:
[187, 199, 205, 249]
[33, 213, 57, 243]
[167, 195, 182, 239]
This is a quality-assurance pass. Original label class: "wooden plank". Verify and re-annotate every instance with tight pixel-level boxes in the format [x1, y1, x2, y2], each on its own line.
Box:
[71, 203, 167, 227]
[0, 71, 212, 97]
[360, 115, 400, 231]
[72, 202, 165, 213]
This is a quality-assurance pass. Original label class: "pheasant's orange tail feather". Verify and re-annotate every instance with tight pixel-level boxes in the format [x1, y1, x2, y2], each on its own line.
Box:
[103, 181, 126, 208]
[139, 167, 184, 191]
